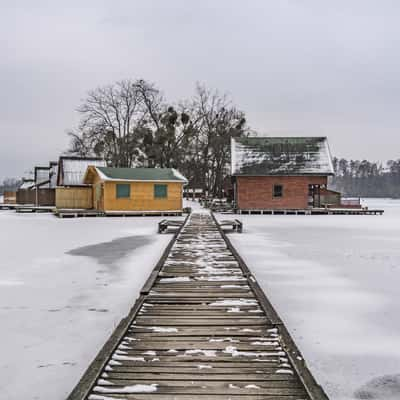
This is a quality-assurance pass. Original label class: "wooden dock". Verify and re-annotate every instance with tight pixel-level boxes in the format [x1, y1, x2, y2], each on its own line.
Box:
[15, 205, 55, 213]
[0, 204, 55, 213]
[54, 209, 104, 218]
[0, 203, 18, 210]
[238, 208, 384, 216]
[68, 211, 328, 400]
[54, 209, 184, 218]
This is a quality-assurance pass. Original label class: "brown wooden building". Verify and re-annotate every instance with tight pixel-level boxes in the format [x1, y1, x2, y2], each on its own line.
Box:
[231, 137, 339, 211]
[16, 163, 57, 206]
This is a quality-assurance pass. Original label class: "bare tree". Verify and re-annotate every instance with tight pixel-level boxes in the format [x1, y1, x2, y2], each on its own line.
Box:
[68, 79, 163, 167]
[67, 79, 249, 197]
[189, 84, 248, 196]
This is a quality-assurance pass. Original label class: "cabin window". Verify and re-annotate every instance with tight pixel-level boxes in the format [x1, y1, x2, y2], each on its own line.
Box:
[116, 183, 130, 198]
[154, 184, 168, 198]
[273, 184, 283, 198]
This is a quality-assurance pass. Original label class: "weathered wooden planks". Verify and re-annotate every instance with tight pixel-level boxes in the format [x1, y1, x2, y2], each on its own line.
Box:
[68, 211, 329, 400]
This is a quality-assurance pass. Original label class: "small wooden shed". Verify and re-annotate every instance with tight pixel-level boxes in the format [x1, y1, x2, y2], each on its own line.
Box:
[83, 167, 187, 214]
[55, 157, 106, 209]
[16, 164, 56, 206]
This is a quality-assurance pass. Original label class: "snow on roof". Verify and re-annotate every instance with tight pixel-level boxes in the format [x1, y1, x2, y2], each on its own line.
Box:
[19, 180, 35, 190]
[93, 167, 188, 183]
[231, 136, 334, 176]
[59, 157, 106, 186]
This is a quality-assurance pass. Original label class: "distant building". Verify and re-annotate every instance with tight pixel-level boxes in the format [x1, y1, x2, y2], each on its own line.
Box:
[55, 156, 107, 209]
[3, 191, 16, 204]
[16, 162, 58, 206]
[231, 136, 340, 211]
[83, 167, 187, 214]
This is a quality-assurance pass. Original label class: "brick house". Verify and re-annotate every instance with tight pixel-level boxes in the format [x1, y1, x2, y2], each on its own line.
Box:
[231, 136, 338, 211]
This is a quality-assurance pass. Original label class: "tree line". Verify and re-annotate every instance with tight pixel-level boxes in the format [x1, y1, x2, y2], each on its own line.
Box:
[3, 78, 399, 199]
[0, 178, 21, 194]
[68, 79, 250, 197]
[330, 157, 400, 198]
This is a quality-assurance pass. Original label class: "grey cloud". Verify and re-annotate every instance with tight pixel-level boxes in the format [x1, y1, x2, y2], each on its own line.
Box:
[1, 0, 400, 180]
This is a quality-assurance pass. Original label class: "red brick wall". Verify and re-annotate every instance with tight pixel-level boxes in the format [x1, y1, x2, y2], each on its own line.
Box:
[236, 176, 328, 210]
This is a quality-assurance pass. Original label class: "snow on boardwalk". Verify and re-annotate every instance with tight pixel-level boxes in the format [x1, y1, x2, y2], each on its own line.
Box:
[68, 211, 328, 399]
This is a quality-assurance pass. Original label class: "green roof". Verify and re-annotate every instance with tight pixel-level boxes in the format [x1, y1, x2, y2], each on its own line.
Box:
[96, 167, 187, 183]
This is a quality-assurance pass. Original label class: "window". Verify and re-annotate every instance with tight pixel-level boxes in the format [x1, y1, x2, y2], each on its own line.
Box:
[273, 184, 283, 198]
[116, 183, 130, 198]
[154, 184, 168, 198]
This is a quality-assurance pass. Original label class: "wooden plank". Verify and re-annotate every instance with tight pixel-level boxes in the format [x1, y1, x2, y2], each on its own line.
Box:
[105, 366, 287, 374]
[98, 377, 299, 386]
[133, 318, 269, 326]
[107, 361, 283, 369]
[128, 328, 275, 337]
[118, 341, 280, 351]
[91, 385, 307, 395]
[86, 395, 307, 400]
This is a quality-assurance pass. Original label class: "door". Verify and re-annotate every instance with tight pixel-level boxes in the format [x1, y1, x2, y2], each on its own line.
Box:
[308, 184, 321, 208]
[94, 183, 104, 210]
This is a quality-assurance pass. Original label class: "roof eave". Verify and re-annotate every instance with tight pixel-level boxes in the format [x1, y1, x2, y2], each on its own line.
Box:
[232, 172, 335, 177]
[97, 178, 187, 183]
[95, 167, 188, 184]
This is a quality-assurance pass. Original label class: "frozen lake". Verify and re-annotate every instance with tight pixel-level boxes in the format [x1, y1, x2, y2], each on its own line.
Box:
[222, 199, 400, 400]
[1, 200, 399, 399]
[0, 211, 182, 400]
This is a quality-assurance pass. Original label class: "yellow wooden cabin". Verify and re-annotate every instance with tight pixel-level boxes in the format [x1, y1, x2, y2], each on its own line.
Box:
[83, 166, 188, 214]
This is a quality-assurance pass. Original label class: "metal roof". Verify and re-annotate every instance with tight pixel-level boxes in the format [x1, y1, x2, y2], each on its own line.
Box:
[57, 157, 106, 186]
[94, 167, 188, 183]
[231, 136, 334, 176]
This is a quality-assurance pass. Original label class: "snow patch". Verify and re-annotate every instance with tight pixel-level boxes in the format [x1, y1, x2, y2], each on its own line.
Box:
[146, 326, 178, 333]
[94, 383, 158, 393]
[159, 276, 191, 283]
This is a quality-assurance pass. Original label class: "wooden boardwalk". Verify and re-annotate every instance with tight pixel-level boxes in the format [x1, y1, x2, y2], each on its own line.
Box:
[237, 208, 383, 215]
[68, 211, 328, 400]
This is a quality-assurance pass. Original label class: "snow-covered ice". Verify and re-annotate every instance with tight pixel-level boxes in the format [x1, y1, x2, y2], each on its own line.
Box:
[0, 211, 182, 400]
[217, 198, 400, 400]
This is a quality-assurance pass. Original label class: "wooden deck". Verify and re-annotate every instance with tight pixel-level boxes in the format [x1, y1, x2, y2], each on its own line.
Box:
[54, 209, 184, 218]
[105, 210, 183, 217]
[68, 211, 328, 400]
[0, 204, 55, 212]
[15, 205, 55, 213]
[54, 209, 104, 218]
[0, 203, 18, 210]
[238, 208, 384, 215]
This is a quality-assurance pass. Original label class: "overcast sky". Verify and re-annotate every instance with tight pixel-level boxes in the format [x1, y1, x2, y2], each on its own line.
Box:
[1, 1, 400, 181]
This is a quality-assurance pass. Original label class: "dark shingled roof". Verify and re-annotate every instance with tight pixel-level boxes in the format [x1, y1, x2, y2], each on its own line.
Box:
[231, 136, 334, 176]
[96, 167, 188, 183]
